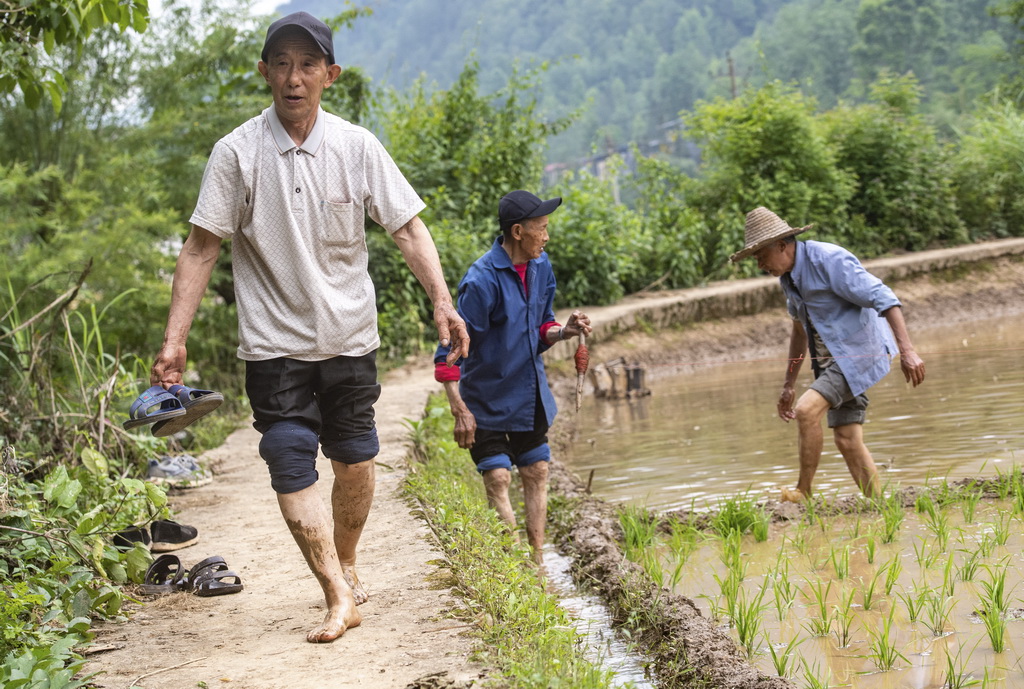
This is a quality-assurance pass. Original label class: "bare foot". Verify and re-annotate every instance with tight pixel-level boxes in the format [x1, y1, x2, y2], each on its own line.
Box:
[307, 600, 362, 643]
[780, 486, 808, 503]
[341, 564, 368, 605]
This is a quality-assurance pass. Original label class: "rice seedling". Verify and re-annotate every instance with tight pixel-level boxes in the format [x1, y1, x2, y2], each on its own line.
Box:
[789, 524, 810, 557]
[832, 587, 856, 648]
[667, 519, 702, 566]
[879, 492, 905, 544]
[921, 588, 955, 636]
[771, 561, 798, 621]
[844, 516, 862, 540]
[764, 633, 804, 679]
[699, 593, 726, 624]
[732, 582, 768, 659]
[943, 551, 956, 597]
[803, 578, 833, 637]
[619, 504, 659, 561]
[751, 511, 770, 543]
[713, 491, 768, 538]
[957, 549, 980, 582]
[916, 492, 935, 514]
[960, 486, 982, 524]
[896, 582, 928, 623]
[713, 567, 745, 621]
[977, 532, 995, 559]
[991, 510, 1011, 546]
[979, 604, 1007, 653]
[864, 533, 876, 564]
[923, 502, 951, 551]
[978, 560, 1011, 616]
[861, 566, 884, 611]
[829, 544, 850, 580]
[884, 555, 903, 595]
[801, 658, 834, 689]
[864, 607, 908, 672]
[913, 536, 940, 569]
[719, 528, 744, 574]
[944, 641, 982, 689]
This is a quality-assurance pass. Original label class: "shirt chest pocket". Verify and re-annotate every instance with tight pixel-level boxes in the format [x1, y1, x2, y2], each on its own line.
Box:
[321, 200, 361, 247]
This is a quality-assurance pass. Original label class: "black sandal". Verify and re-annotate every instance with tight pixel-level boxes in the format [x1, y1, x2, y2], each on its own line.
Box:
[186, 555, 244, 597]
[141, 554, 187, 595]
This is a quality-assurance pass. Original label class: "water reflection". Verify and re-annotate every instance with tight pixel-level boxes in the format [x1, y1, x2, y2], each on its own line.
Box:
[566, 316, 1024, 511]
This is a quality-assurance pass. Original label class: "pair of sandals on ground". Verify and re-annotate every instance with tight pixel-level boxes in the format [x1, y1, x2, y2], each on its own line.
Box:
[129, 521, 242, 597]
[143, 553, 244, 597]
[123, 384, 224, 436]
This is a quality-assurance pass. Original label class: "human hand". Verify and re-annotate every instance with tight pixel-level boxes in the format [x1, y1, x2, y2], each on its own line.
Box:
[563, 310, 592, 339]
[150, 343, 188, 388]
[777, 385, 796, 422]
[451, 405, 477, 449]
[900, 349, 925, 387]
[435, 302, 469, 366]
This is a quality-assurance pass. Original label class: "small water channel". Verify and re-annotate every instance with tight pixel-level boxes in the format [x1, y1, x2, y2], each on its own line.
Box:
[566, 315, 1024, 511]
[543, 545, 654, 688]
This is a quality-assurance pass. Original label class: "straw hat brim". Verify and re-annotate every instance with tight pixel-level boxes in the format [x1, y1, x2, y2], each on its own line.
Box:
[729, 224, 812, 263]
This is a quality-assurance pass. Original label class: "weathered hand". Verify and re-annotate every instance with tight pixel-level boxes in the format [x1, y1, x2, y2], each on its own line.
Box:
[435, 302, 469, 365]
[777, 385, 796, 422]
[563, 310, 593, 339]
[900, 349, 925, 387]
[452, 406, 477, 449]
[150, 343, 188, 388]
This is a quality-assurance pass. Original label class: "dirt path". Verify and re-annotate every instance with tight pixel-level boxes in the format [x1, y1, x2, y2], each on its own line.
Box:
[84, 245, 1024, 689]
[85, 366, 485, 689]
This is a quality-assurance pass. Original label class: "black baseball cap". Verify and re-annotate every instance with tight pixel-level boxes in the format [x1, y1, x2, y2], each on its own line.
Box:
[261, 12, 335, 66]
[498, 190, 562, 226]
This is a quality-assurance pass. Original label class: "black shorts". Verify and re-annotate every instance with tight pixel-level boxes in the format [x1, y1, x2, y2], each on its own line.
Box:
[245, 353, 381, 462]
[469, 400, 550, 472]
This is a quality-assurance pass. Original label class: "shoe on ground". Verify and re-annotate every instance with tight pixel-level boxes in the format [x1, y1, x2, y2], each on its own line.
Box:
[113, 526, 152, 551]
[780, 486, 808, 503]
[147, 455, 212, 489]
[151, 520, 200, 552]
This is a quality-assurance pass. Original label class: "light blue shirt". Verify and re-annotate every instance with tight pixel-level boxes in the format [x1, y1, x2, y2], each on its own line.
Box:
[781, 241, 900, 396]
[434, 236, 558, 431]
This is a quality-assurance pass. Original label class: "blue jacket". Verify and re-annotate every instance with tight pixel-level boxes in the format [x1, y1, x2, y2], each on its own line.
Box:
[781, 241, 900, 397]
[434, 236, 558, 431]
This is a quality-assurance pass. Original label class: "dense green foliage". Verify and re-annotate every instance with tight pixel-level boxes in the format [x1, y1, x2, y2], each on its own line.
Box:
[280, 0, 1018, 163]
[0, 0, 148, 111]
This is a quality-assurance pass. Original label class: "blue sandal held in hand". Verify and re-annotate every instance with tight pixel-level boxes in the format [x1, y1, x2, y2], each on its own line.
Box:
[151, 384, 224, 437]
[123, 385, 187, 431]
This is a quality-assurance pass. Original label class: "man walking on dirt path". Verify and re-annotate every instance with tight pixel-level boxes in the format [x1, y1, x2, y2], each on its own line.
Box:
[731, 207, 926, 502]
[435, 191, 591, 565]
[149, 12, 468, 643]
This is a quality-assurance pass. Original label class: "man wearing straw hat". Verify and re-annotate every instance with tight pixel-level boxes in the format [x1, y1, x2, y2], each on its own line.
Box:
[731, 207, 926, 501]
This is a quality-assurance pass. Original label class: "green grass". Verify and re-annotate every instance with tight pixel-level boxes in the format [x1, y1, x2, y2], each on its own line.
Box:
[404, 399, 622, 688]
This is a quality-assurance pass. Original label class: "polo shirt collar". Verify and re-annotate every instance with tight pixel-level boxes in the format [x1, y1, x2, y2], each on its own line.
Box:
[266, 104, 326, 155]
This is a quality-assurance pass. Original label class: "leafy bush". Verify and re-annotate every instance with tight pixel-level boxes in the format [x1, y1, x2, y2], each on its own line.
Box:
[822, 73, 966, 253]
[952, 97, 1024, 240]
[548, 167, 648, 306]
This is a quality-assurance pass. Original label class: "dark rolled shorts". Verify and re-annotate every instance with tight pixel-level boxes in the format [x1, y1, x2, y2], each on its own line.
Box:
[811, 363, 869, 428]
[245, 352, 381, 463]
[469, 401, 550, 473]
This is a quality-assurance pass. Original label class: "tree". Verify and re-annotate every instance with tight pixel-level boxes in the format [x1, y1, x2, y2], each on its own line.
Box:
[0, 0, 148, 110]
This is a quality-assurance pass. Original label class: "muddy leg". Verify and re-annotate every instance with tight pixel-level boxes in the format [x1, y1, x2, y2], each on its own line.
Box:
[519, 461, 549, 565]
[277, 485, 361, 643]
[482, 468, 518, 540]
[791, 389, 831, 498]
[330, 460, 375, 605]
[833, 423, 880, 497]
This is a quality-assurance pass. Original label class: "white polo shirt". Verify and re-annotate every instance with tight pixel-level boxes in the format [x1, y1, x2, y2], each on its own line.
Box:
[190, 105, 425, 361]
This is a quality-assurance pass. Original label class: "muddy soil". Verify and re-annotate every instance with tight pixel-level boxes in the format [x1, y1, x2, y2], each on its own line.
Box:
[83, 252, 1023, 689]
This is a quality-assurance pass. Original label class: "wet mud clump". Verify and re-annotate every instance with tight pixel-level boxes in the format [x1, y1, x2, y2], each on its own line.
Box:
[548, 462, 792, 689]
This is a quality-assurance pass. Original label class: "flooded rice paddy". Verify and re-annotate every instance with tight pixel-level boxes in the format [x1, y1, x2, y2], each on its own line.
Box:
[559, 314, 1024, 688]
[566, 315, 1024, 511]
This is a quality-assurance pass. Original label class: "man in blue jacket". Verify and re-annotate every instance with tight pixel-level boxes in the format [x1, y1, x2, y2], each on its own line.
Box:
[435, 190, 591, 563]
[731, 207, 926, 501]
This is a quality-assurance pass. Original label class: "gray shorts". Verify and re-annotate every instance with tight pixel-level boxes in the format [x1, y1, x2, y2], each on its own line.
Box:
[811, 364, 868, 428]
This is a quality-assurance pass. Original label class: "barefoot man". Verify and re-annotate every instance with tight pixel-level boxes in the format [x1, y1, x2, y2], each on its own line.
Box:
[730, 207, 925, 501]
[435, 191, 591, 564]
[150, 12, 467, 642]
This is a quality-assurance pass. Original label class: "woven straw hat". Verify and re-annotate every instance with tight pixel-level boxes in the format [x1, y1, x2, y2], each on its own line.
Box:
[729, 207, 812, 262]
